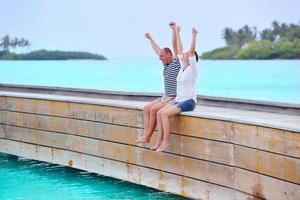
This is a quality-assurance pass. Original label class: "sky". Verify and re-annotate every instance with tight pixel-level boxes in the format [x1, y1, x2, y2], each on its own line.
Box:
[1, 0, 300, 59]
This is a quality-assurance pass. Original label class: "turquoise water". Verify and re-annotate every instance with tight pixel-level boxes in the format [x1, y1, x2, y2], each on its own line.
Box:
[0, 153, 187, 200]
[0, 59, 300, 104]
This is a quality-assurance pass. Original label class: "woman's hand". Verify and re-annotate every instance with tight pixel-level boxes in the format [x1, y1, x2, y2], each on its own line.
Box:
[192, 28, 198, 36]
[145, 32, 151, 40]
[169, 21, 176, 30]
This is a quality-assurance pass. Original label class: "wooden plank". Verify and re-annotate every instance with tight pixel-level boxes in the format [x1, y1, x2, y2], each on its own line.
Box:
[234, 145, 300, 184]
[0, 124, 6, 138]
[181, 135, 234, 165]
[285, 131, 300, 158]
[234, 168, 300, 200]
[182, 156, 234, 187]
[0, 110, 7, 124]
[5, 111, 140, 145]
[181, 177, 235, 200]
[176, 116, 234, 142]
[234, 122, 300, 158]
[3, 97, 144, 127]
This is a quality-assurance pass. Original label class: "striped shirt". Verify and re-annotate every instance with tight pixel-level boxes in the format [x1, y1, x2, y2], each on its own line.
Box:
[163, 59, 181, 97]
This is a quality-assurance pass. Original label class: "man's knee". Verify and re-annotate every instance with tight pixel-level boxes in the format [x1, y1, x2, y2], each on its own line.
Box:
[143, 104, 150, 113]
[150, 103, 163, 114]
[144, 101, 154, 112]
[144, 99, 160, 111]
[150, 106, 157, 114]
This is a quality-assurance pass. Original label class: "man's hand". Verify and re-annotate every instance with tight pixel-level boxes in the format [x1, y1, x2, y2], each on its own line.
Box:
[145, 32, 152, 40]
[169, 21, 176, 30]
[192, 28, 198, 36]
[176, 26, 181, 32]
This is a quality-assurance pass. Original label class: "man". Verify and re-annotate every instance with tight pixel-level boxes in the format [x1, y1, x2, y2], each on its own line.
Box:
[136, 22, 181, 145]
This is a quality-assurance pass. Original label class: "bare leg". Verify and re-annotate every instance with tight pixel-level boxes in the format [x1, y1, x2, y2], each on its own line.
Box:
[156, 105, 180, 152]
[136, 100, 165, 144]
[148, 102, 165, 133]
[151, 104, 172, 150]
[136, 100, 158, 143]
[143, 99, 160, 134]
[140, 102, 166, 143]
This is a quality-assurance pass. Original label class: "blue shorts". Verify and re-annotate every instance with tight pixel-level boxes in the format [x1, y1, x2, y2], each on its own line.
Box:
[174, 99, 196, 112]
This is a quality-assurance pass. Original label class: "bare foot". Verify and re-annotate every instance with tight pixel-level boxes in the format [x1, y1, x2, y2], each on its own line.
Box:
[150, 141, 162, 150]
[156, 142, 170, 152]
[135, 136, 150, 144]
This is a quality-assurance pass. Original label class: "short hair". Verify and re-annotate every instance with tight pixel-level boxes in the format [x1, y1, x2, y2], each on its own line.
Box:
[195, 51, 199, 62]
[163, 47, 173, 55]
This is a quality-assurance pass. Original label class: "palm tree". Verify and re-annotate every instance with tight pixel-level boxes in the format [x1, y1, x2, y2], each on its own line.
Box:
[280, 23, 289, 38]
[242, 25, 256, 43]
[271, 21, 281, 40]
[223, 28, 238, 47]
[0, 35, 30, 52]
[260, 29, 276, 42]
[0, 35, 10, 51]
[253, 26, 258, 39]
[223, 26, 257, 49]
[236, 26, 256, 48]
[287, 23, 300, 40]
[236, 29, 246, 48]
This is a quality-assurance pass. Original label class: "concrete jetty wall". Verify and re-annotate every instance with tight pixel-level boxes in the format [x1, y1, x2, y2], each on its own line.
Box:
[0, 88, 299, 199]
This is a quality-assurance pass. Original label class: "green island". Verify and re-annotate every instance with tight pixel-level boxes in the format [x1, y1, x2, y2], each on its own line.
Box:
[201, 21, 300, 59]
[0, 35, 106, 60]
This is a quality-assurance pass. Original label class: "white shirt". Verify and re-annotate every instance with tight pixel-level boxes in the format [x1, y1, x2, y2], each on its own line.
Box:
[175, 55, 198, 103]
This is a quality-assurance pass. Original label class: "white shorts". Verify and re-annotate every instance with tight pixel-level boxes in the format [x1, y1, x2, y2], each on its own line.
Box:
[157, 96, 175, 103]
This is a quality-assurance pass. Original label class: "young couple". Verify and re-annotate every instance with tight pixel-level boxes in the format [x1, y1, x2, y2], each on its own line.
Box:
[136, 21, 199, 152]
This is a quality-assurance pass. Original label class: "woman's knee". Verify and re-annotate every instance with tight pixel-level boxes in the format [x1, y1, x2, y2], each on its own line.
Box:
[161, 107, 177, 119]
[157, 109, 163, 118]
[161, 110, 170, 119]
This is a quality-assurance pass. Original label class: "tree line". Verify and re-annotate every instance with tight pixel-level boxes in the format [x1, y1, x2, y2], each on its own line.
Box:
[201, 21, 300, 59]
[0, 35, 106, 60]
[0, 35, 30, 52]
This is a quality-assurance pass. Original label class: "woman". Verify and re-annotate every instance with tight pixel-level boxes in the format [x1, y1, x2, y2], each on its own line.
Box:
[152, 25, 199, 152]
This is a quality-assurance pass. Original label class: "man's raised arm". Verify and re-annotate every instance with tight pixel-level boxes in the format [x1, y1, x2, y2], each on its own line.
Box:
[169, 21, 178, 59]
[145, 33, 161, 56]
